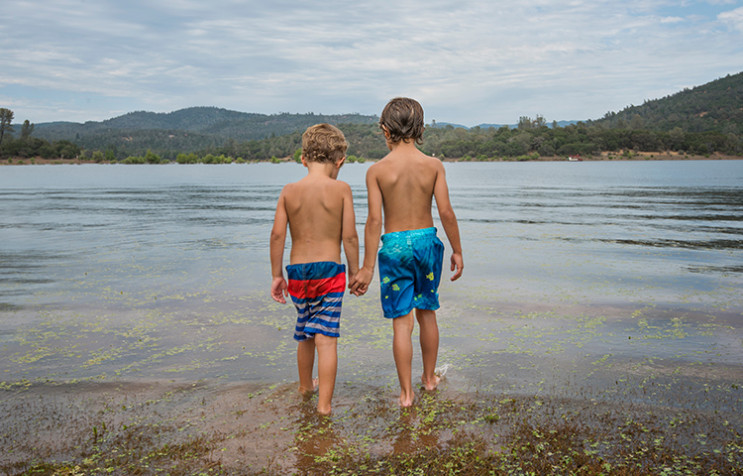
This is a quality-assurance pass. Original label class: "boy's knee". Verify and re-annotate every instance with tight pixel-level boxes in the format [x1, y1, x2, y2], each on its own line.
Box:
[314, 334, 337, 348]
[393, 312, 415, 332]
[415, 309, 436, 322]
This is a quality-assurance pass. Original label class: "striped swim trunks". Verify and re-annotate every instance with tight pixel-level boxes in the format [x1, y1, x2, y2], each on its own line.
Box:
[286, 261, 346, 341]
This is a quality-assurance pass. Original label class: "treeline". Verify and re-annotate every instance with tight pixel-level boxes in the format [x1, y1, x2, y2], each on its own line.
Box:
[3, 118, 742, 163]
[118, 148, 367, 165]
[3, 69, 743, 163]
[0, 108, 83, 160]
[418, 118, 742, 159]
[121, 119, 742, 163]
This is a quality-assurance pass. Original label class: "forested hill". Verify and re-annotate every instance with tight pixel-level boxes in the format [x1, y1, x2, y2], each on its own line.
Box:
[593, 72, 743, 134]
[33, 107, 378, 147]
[5, 72, 742, 161]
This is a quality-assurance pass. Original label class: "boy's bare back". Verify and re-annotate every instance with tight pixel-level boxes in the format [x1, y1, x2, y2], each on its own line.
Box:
[367, 146, 447, 234]
[279, 173, 355, 265]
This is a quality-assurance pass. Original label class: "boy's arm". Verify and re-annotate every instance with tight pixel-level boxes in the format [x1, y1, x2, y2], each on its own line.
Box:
[269, 189, 289, 303]
[350, 167, 382, 295]
[433, 162, 464, 281]
[340, 183, 360, 278]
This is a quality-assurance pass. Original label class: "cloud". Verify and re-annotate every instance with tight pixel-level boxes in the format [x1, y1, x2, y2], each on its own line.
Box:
[1, 0, 742, 124]
[718, 6, 743, 31]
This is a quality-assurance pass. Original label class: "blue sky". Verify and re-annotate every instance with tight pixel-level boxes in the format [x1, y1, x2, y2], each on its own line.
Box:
[2, 0, 742, 126]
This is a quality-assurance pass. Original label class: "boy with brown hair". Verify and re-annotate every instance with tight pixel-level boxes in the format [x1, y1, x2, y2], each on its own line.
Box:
[270, 123, 359, 415]
[350, 97, 463, 407]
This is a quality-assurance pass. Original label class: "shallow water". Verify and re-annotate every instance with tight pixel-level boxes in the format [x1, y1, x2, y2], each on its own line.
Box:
[1, 161, 741, 405]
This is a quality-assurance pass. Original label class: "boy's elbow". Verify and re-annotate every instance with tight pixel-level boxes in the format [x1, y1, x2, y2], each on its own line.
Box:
[343, 233, 359, 248]
[439, 207, 457, 223]
[366, 215, 382, 230]
[270, 229, 285, 245]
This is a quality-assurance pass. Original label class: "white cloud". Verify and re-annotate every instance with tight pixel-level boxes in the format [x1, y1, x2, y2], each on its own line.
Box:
[1, 0, 742, 124]
[718, 6, 743, 31]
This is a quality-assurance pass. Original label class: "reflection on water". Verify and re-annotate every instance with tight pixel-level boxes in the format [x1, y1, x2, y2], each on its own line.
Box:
[0, 161, 741, 396]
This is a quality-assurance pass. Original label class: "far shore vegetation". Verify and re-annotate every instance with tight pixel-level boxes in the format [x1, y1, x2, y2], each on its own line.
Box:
[2, 71, 742, 164]
[1, 110, 741, 166]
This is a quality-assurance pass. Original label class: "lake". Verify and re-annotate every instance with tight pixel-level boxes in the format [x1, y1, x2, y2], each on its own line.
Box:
[1, 160, 741, 407]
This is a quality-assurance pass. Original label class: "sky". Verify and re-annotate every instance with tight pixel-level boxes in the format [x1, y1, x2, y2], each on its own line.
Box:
[2, 0, 742, 126]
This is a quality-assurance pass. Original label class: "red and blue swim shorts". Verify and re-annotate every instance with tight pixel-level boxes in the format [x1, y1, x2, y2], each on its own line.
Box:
[286, 261, 346, 341]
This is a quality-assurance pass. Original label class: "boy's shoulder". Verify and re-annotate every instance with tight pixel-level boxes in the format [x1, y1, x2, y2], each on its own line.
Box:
[282, 176, 352, 195]
[370, 151, 443, 172]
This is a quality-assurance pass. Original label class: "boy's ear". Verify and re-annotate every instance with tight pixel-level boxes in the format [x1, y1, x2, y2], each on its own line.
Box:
[335, 156, 346, 168]
[300, 154, 308, 167]
[381, 125, 391, 139]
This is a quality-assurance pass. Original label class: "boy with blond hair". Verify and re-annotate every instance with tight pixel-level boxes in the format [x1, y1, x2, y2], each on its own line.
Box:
[270, 123, 359, 415]
[351, 97, 463, 407]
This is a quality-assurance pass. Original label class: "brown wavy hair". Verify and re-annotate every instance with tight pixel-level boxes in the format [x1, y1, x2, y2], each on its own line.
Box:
[301, 123, 348, 163]
[379, 97, 425, 145]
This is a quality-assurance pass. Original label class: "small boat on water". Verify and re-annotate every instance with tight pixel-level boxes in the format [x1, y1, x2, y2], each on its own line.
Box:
[568, 155, 583, 161]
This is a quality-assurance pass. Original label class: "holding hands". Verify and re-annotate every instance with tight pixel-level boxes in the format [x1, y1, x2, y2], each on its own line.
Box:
[349, 266, 373, 296]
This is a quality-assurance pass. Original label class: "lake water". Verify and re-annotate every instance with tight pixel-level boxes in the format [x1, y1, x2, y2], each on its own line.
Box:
[1, 161, 742, 406]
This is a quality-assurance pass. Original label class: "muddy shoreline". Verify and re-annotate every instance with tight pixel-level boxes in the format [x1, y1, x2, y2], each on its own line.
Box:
[2, 370, 741, 475]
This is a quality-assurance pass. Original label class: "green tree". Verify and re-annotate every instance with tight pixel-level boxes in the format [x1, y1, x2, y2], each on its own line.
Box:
[144, 149, 162, 164]
[20, 119, 34, 141]
[0, 108, 14, 146]
[517, 116, 533, 130]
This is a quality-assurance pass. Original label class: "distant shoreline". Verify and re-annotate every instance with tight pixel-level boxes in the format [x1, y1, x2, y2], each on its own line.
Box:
[1, 152, 741, 166]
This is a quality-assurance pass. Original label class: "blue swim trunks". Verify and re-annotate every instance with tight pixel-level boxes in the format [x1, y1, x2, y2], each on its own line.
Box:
[378, 227, 444, 319]
[286, 261, 345, 341]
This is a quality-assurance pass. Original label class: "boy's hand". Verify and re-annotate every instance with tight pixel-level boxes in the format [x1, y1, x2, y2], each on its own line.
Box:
[271, 277, 288, 303]
[349, 267, 373, 296]
[450, 252, 464, 281]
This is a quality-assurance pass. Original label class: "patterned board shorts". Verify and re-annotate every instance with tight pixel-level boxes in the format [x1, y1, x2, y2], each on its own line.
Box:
[378, 227, 444, 319]
[286, 261, 346, 341]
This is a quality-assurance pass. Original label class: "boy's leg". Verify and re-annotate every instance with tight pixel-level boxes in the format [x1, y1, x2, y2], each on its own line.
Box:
[392, 311, 416, 406]
[416, 309, 440, 391]
[314, 333, 337, 415]
[297, 338, 316, 397]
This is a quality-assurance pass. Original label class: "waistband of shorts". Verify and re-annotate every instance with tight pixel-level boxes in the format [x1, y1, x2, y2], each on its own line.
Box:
[286, 261, 345, 280]
[381, 227, 437, 243]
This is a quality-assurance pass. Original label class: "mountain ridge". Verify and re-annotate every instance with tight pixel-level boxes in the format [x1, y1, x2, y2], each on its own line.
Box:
[9, 71, 742, 159]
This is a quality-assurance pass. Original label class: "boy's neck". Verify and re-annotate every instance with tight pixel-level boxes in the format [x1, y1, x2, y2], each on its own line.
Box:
[387, 138, 419, 153]
[306, 161, 339, 179]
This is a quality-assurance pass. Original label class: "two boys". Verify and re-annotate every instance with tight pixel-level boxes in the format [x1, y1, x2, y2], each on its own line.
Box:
[270, 98, 463, 413]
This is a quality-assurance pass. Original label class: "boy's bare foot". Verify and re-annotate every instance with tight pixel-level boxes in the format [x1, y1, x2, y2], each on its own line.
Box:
[399, 390, 415, 407]
[299, 377, 319, 399]
[317, 404, 332, 416]
[421, 374, 441, 391]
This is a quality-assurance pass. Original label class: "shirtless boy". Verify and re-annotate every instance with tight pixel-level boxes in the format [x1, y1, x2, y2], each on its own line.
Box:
[270, 123, 359, 415]
[350, 97, 463, 407]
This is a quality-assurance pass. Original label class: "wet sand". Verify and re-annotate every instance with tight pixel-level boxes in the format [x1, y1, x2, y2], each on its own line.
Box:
[1, 294, 742, 474]
[2, 364, 741, 475]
